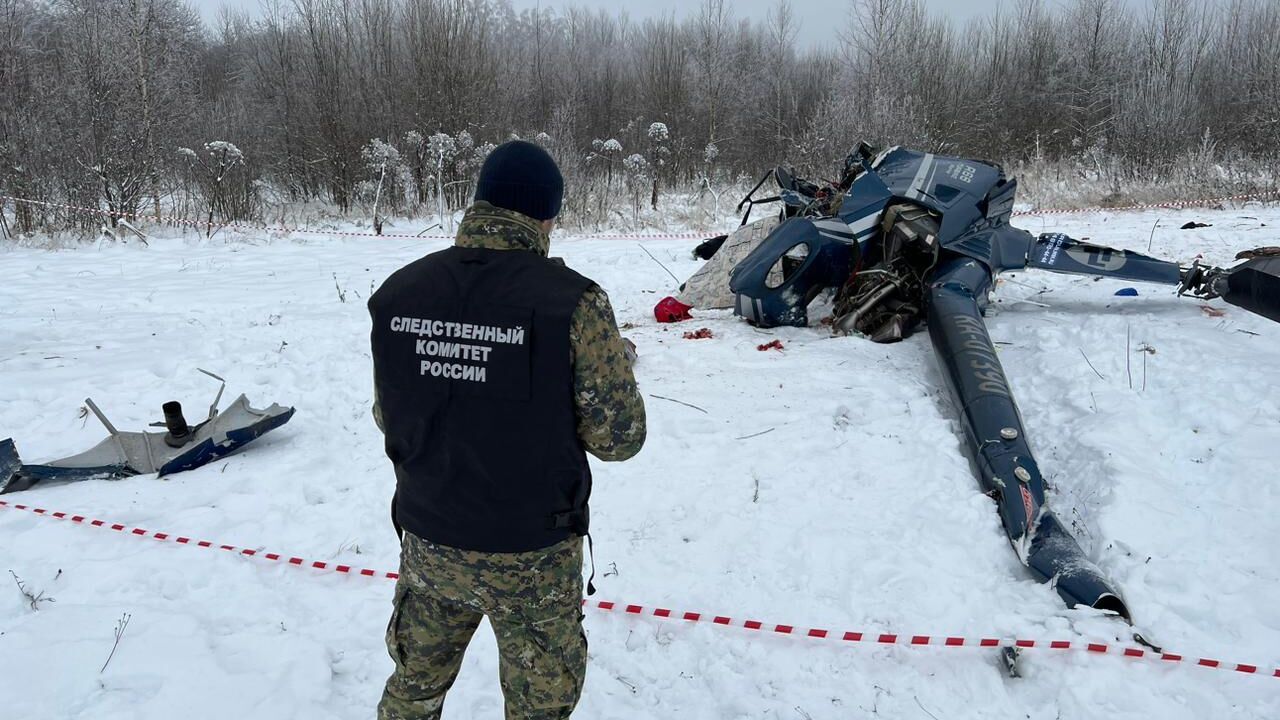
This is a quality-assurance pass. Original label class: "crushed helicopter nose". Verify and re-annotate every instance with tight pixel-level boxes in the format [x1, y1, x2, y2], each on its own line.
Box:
[664, 142, 1269, 622]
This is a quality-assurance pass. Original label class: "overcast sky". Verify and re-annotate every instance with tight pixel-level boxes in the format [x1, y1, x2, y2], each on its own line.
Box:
[192, 0, 1111, 49]
[498, 0, 1008, 47]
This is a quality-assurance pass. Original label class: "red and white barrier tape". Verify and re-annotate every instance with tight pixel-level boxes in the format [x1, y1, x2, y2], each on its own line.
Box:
[1010, 190, 1279, 217]
[1008, 189, 1280, 213]
[584, 599, 1280, 678]
[2, 499, 1276, 680]
[0, 195, 705, 241]
[0, 195, 451, 240]
[5, 191, 1274, 242]
[0, 499, 400, 580]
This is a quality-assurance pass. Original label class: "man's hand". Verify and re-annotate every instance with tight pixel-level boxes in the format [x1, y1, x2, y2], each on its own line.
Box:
[570, 287, 646, 461]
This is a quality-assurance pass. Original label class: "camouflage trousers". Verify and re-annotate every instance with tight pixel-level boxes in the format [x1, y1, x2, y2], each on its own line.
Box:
[377, 532, 588, 720]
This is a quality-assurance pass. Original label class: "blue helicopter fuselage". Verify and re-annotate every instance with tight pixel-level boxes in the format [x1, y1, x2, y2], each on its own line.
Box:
[729, 147, 1033, 327]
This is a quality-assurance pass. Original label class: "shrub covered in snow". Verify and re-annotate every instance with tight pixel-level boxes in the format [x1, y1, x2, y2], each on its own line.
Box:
[359, 138, 413, 232]
[176, 140, 259, 232]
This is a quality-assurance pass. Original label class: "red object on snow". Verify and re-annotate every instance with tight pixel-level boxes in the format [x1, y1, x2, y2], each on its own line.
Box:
[654, 296, 693, 323]
[757, 340, 784, 352]
[683, 328, 714, 340]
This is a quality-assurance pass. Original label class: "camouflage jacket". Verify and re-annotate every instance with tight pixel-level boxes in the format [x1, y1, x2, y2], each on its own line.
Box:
[374, 202, 646, 462]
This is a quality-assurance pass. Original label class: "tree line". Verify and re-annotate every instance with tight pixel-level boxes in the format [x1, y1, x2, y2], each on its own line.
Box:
[0, 0, 1276, 236]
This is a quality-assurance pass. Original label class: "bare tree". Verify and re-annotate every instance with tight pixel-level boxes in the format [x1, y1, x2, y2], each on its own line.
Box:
[766, 0, 798, 159]
[0, 0, 1275, 238]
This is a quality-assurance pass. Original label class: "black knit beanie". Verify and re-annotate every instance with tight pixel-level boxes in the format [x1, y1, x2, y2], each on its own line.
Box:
[473, 140, 564, 221]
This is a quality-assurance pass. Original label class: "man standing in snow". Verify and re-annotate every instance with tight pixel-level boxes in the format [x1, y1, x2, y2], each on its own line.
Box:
[368, 139, 646, 720]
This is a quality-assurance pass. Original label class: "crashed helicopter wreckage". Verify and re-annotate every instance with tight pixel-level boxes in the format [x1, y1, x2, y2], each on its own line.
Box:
[658, 144, 1280, 625]
[1, 369, 295, 494]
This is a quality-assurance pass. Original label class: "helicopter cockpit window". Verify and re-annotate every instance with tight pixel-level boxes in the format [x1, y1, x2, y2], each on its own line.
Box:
[774, 165, 796, 191]
[765, 242, 810, 289]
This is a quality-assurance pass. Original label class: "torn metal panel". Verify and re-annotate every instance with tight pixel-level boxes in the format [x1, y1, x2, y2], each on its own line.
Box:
[1, 376, 294, 494]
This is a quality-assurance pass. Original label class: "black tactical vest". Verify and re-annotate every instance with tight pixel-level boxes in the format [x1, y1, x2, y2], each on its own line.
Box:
[369, 246, 594, 552]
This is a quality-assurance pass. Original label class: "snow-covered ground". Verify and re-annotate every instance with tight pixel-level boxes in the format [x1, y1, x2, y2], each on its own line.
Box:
[1, 206, 1277, 719]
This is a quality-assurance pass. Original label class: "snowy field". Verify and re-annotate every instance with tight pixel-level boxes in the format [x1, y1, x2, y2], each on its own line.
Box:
[1, 206, 1278, 719]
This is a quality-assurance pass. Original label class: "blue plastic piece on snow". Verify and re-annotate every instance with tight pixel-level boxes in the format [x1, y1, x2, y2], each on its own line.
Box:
[158, 407, 295, 476]
[1114, 287, 1139, 296]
